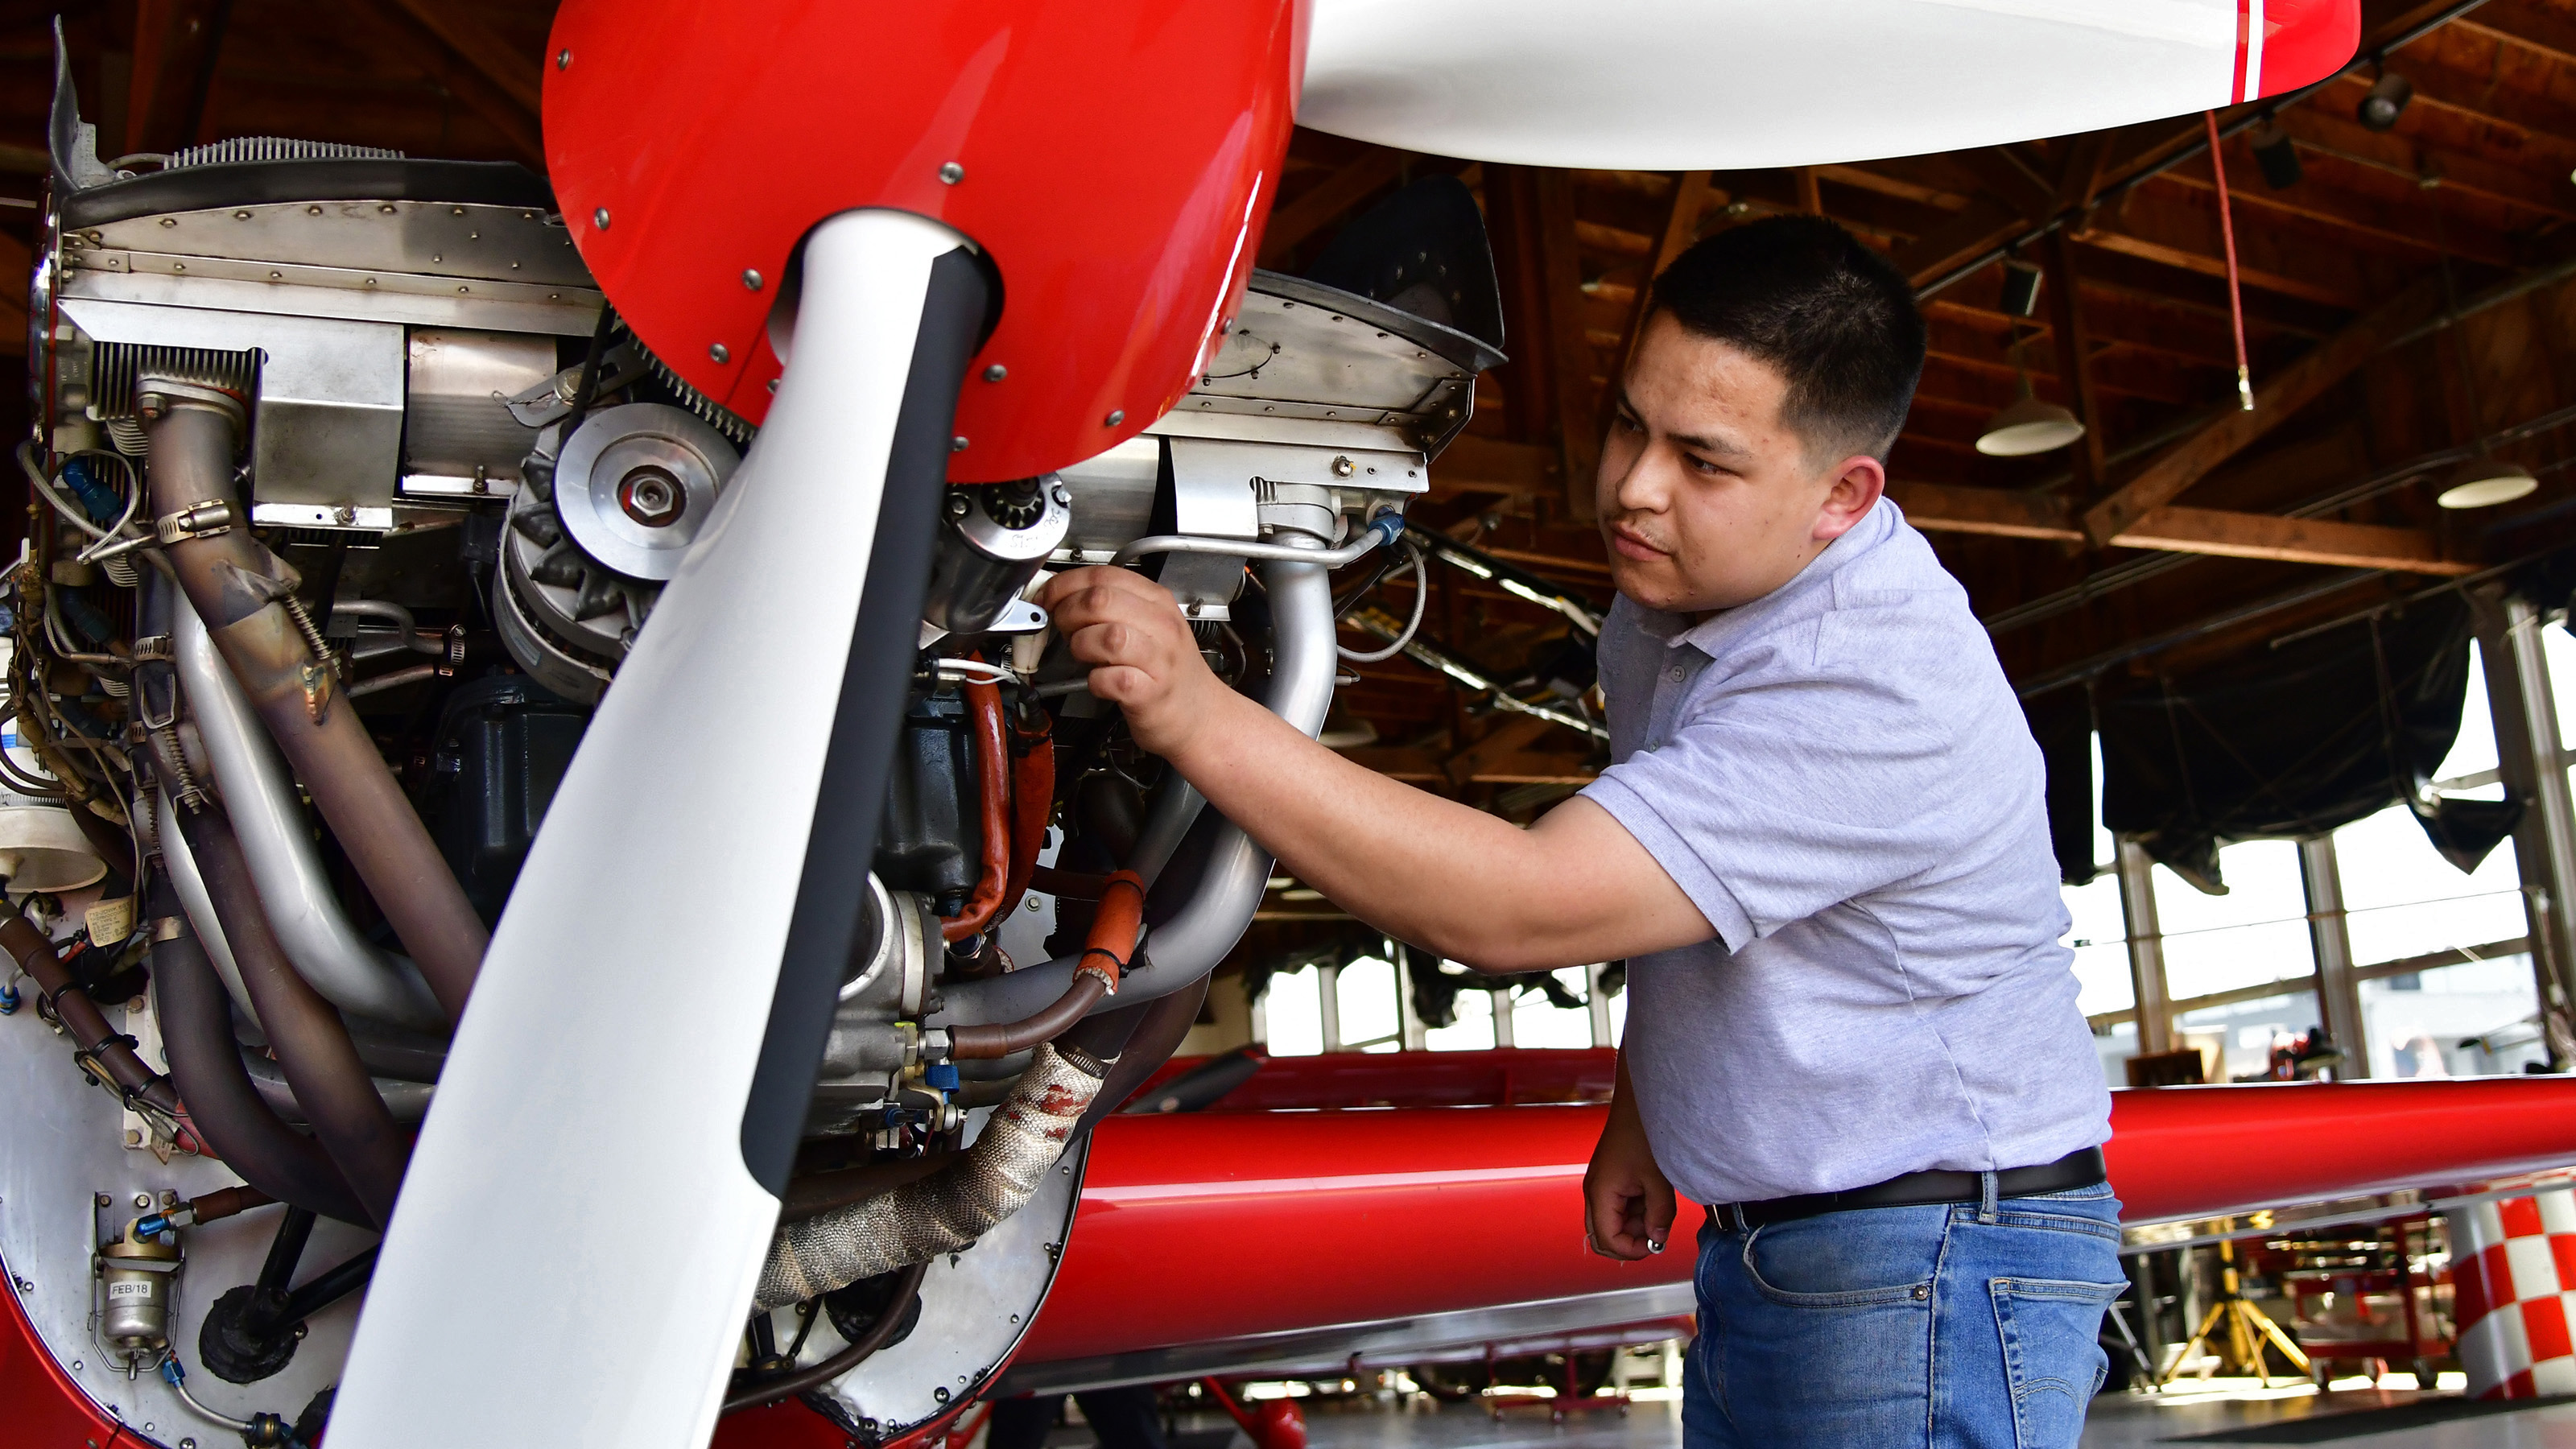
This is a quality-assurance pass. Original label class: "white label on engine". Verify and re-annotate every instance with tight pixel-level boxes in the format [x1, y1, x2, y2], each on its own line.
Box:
[106, 1280, 152, 1301]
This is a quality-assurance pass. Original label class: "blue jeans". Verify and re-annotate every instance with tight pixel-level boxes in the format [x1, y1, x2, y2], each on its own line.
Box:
[1683, 1181, 2126, 1449]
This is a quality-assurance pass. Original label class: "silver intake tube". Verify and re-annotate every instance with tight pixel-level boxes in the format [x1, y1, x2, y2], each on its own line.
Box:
[175, 599, 448, 1032]
[755, 1042, 1103, 1308]
[160, 786, 254, 1022]
[936, 538, 1339, 1026]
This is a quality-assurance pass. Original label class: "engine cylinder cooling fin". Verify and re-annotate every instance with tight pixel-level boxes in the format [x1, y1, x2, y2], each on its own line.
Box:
[162, 137, 406, 168]
[89, 343, 260, 419]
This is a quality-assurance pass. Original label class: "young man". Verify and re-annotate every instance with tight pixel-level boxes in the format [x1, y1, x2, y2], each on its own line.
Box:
[1040, 216, 2120, 1447]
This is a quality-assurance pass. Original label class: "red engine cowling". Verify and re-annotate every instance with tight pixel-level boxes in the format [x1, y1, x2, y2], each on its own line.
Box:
[542, 0, 1307, 482]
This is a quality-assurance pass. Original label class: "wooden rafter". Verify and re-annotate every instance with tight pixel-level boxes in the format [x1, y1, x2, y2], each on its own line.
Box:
[2081, 271, 2449, 543]
[1534, 167, 1600, 519]
[346, 0, 544, 167]
[384, 0, 544, 115]
[1893, 481, 2470, 575]
[126, 0, 229, 156]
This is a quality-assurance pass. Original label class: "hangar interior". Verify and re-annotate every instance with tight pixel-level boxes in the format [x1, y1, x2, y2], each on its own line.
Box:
[10, 1, 2576, 1446]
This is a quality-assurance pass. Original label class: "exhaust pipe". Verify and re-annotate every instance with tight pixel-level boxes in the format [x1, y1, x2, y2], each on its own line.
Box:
[139, 387, 486, 1025]
[172, 594, 446, 1032]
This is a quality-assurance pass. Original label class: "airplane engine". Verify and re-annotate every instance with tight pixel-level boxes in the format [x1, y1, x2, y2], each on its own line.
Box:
[6, 39, 1500, 1438]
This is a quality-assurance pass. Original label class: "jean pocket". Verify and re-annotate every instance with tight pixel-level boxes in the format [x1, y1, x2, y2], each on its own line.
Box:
[1740, 1211, 1943, 1308]
[1990, 1277, 2123, 1449]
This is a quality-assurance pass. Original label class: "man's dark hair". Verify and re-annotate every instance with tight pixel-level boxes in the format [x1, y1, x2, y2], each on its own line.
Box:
[1646, 215, 1926, 464]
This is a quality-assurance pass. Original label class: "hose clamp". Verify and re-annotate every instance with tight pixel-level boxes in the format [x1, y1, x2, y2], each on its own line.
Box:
[154, 500, 233, 546]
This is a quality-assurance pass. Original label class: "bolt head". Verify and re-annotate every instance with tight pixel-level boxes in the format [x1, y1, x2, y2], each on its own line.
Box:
[1104, 410, 1125, 427]
[946, 494, 972, 518]
[1331, 455, 1356, 477]
[709, 342, 731, 365]
[741, 268, 763, 291]
[951, 436, 970, 452]
[939, 162, 965, 184]
[1051, 484, 1071, 506]
[557, 47, 572, 68]
[983, 364, 1007, 382]
[593, 207, 611, 230]
[134, 1194, 151, 1208]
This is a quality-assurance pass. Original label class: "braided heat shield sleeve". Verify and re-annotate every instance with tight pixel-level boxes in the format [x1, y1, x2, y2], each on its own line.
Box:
[755, 1042, 1104, 1310]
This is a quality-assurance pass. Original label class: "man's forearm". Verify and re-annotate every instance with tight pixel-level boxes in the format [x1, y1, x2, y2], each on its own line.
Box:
[1167, 686, 1666, 969]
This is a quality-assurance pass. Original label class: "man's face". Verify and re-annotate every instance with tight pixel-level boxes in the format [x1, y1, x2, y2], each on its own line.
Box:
[1596, 313, 1886, 617]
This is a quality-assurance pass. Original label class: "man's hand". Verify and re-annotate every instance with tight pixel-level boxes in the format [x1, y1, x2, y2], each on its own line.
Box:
[1038, 568, 1234, 760]
[1585, 1058, 1675, 1261]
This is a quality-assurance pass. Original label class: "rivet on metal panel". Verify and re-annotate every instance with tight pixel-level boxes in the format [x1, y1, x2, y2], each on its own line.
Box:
[593, 208, 611, 230]
[1104, 410, 1125, 427]
[983, 365, 1007, 382]
[709, 343, 731, 365]
[158, 218, 175, 228]
[952, 436, 970, 452]
[306, 204, 322, 216]
[741, 269, 763, 291]
[557, 48, 572, 68]
[939, 162, 966, 184]
[378, 204, 395, 214]
[231, 209, 250, 220]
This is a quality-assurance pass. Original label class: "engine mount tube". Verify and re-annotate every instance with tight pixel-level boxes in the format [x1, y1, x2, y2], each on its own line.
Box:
[153, 892, 370, 1225]
[167, 801, 408, 1227]
[174, 596, 446, 1032]
[140, 391, 486, 1025]
[938, 541, 1338, 1027]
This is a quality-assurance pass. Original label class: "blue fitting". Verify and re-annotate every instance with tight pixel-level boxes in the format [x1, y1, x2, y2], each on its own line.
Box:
[159, 1354, 185, 1386]
[134, 1212, 172, 1239]
[1365, 511, 1405, 548]
[926, 1062, 961, 1092]
[60, 456, 122, 528]
[0, 983, 17, 1015]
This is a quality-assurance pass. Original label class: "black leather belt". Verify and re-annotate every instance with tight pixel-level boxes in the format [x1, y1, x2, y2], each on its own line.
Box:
[1705, 1146, 2106, 1232]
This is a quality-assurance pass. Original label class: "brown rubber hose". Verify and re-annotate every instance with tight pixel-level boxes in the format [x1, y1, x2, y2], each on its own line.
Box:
[144, 397, 486, 1023]
[947, 871, 1144, 1059]
[0, 915, 186, 1120]
[995, 712, 1056, 921]
[941, 676, 1013, 943]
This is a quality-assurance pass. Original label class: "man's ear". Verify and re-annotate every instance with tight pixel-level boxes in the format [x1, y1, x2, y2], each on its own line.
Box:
[1813, 455, 1886, 543]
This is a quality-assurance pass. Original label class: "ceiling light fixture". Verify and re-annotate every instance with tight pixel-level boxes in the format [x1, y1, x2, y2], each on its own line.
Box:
[1978, 263, 2083, 456]
[1976, 386, 2087, 456]
[2251, 122, 2301, 188]
[2359, 70, 2413, 131]
[2435, 456, 2539, 510]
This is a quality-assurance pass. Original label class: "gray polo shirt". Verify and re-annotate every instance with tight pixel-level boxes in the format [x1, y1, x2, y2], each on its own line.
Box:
[1579, 498, 2110, 1208]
